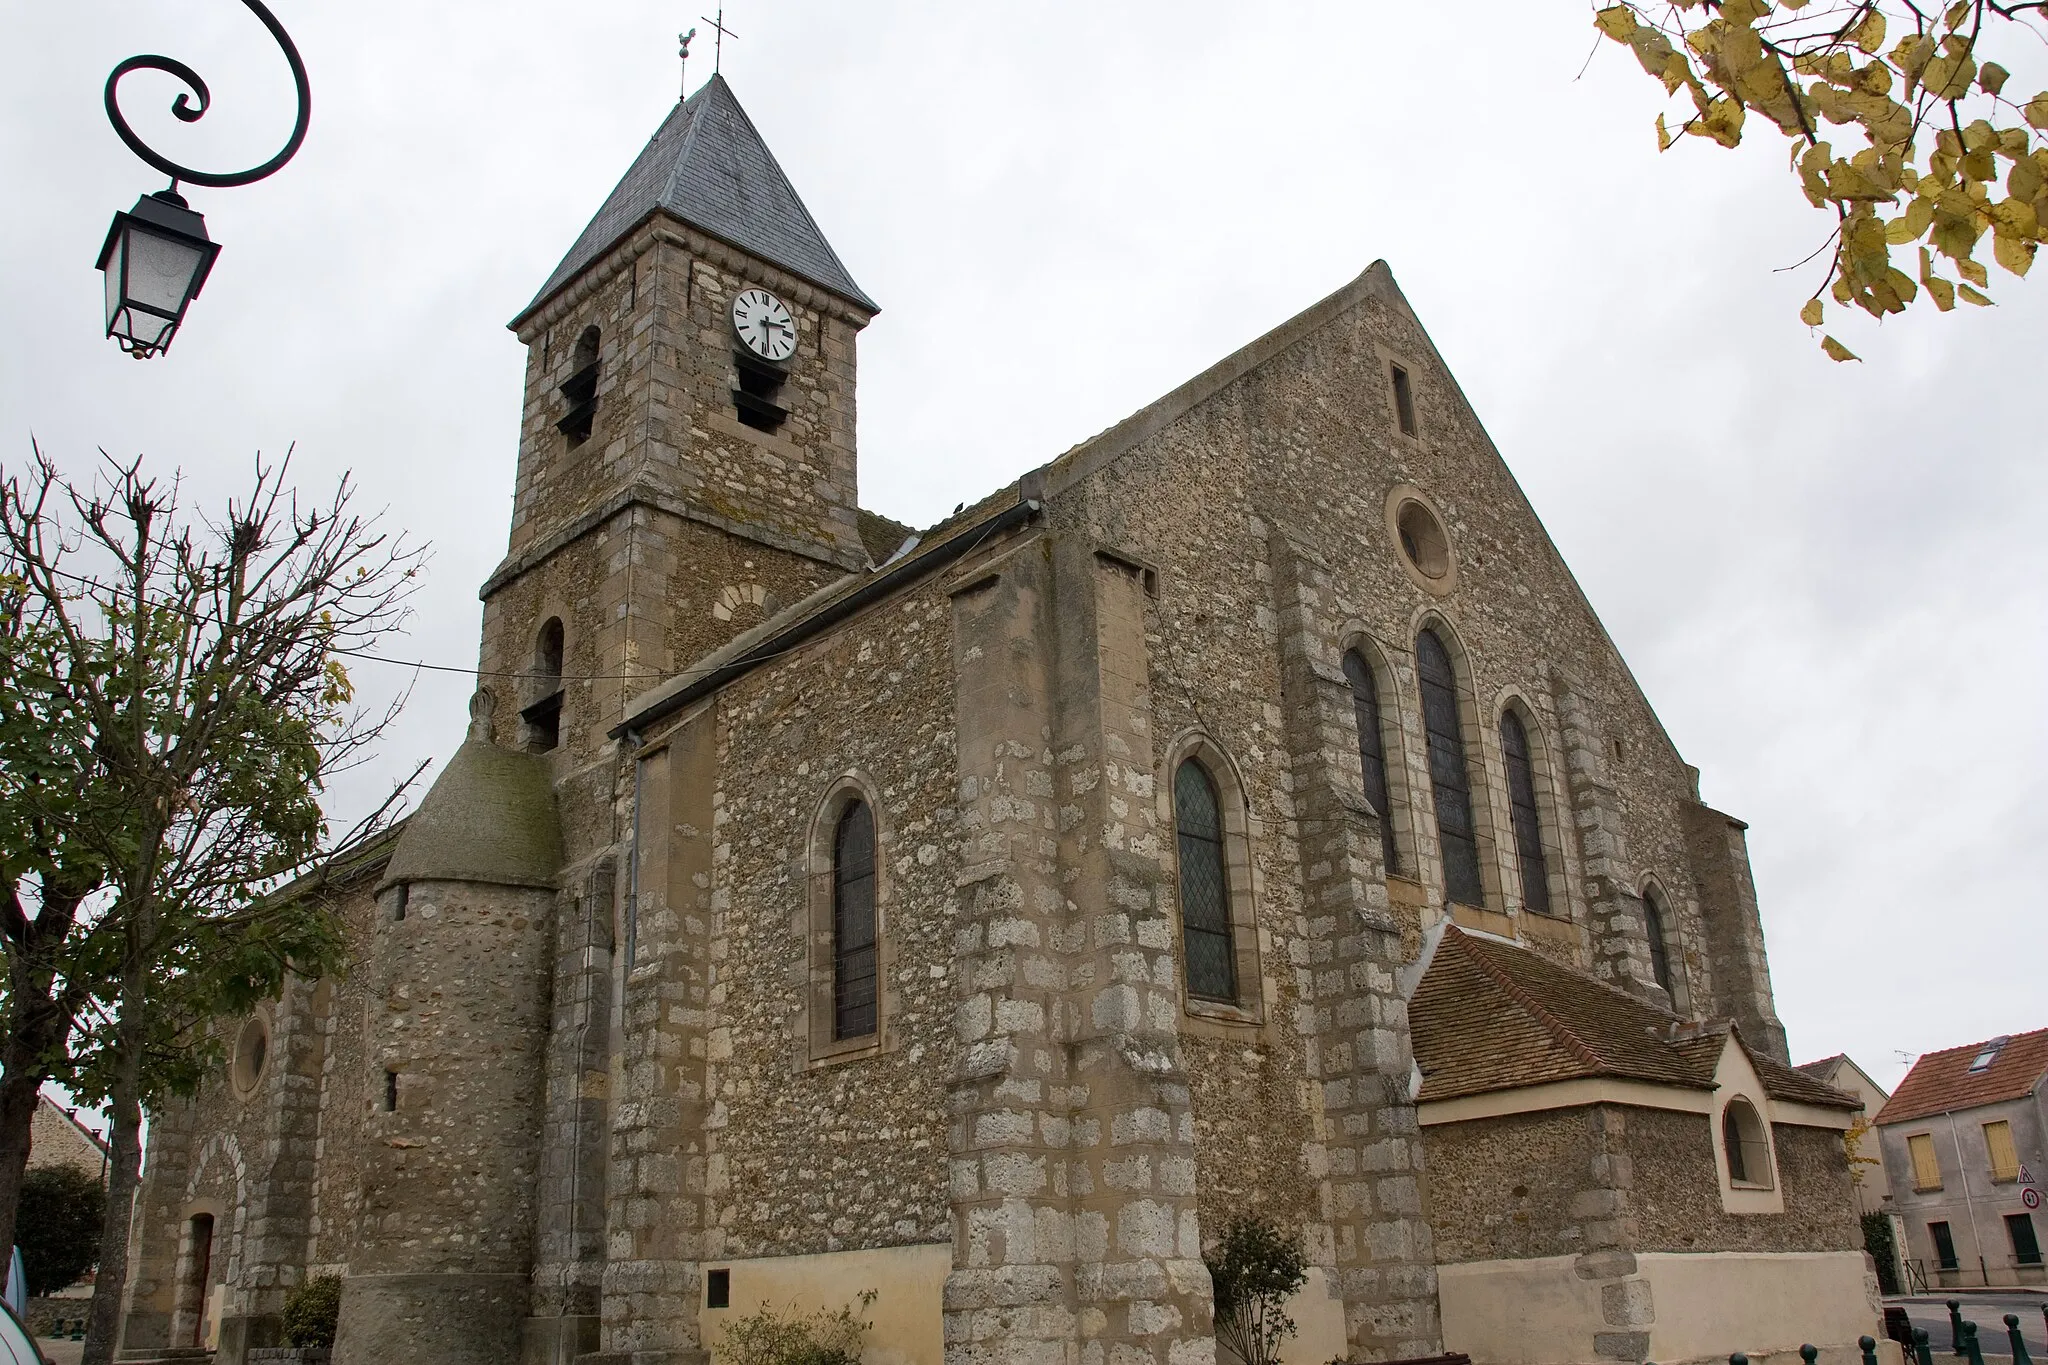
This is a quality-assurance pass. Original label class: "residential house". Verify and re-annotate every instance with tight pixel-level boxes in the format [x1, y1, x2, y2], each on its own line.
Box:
[1797, 1055, 1892, 1216]
[1875, 1029, 2047, 1288]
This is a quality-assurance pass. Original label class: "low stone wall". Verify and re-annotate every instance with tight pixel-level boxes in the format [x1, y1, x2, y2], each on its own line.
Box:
[247, 1349, 332, 1364]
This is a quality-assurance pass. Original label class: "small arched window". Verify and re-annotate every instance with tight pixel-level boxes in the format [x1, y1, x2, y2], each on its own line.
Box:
[1174, 759, 1236, 1002]
[1343, 650, 1400, 876]
[523, 617, 566, 753]
[558, 325, 600, 446]
[1643, 885, 1675, 996]
[1722, 1098, 1773, 1188]
[831, 801, 878, 1040]
[1498, 709, 1552, 915]
[1417, 629, 1484, 908]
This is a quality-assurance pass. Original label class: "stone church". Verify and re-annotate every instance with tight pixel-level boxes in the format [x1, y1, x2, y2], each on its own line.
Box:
[114, 75, 1886, 1365]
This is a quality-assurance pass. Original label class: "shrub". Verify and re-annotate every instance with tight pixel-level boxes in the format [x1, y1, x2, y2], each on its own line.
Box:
[16, 1166, 105, 1297]
[716, 1290, 875, 1365]
[1206, 1214, 1308, 1365]
[281, 1274, 343, 1348]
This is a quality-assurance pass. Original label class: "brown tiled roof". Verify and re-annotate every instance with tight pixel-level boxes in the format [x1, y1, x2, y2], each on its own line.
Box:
[1874, 1027, 2048, 1127]
[1410, 927, 1858, 1111]
[1796, 1054, 1847, 1080]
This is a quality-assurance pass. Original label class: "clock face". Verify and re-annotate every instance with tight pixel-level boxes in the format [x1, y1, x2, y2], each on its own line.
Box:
[731, 288, 797, 362]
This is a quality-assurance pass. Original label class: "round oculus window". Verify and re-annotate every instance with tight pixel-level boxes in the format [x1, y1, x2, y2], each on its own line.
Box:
[1395, 500, 1452, 580]
[230, 1016, 270, 1098]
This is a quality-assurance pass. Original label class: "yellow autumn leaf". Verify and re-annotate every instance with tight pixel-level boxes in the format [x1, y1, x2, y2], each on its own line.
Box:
[1993, 233, 2037, 276]
[1594, 6, 1639, 41]
[1722, 0, 1768, 26]
[1656, 112, 1677, 150]
[2025, 94, 2048, 132]
[1852, 9, 1887, 54]
[1926, 275, 1957, 310]
[1821, 335, 1861, 361]
[1957, 282, 1993, 304]
[1957, 255, 1989, 285]
[1800, 298, 1825, 326]
[1943, 0, 1971, 30]
[1980, 63, 2010, 98]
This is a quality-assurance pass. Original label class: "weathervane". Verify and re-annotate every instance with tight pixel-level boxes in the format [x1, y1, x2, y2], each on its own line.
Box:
[678, 26, 696, 97]
[700, 7, 738, 74]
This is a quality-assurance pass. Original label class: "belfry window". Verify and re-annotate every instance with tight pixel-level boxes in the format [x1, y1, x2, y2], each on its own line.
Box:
[1643, 886, 1674, 995]
[522, 617, 566, 753]
[1498, 709, 1552, 915]
[1175, 759, 1237, 1002]
[557, 326, 600, 447]
[1417, 629, 1484, 909]
[733, 350, 790, 434]
[832, 801, 878, 1041]
[1343, 650, 1400, 876]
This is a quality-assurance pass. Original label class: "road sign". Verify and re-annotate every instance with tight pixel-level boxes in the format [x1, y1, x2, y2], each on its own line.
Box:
[2025, 1187, 2041, 1210]
[2019, 1164, 2036, 1185]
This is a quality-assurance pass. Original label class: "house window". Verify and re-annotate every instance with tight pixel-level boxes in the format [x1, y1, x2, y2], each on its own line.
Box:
[2007, 1213, 2043, 1267]
[1343, 650, 1400, 876]
[1391, 362, 1418, 436]
[1985, 1120, 2021, 1183]
[831, 801, 878, 1041]
[1721, 1098, 1773, 1188]
[1643, 886, 1674, 995]
[1930, 1220, 1959, 1270]
[1908, 1133, 1944, 1191]
[1416, 629, 1484, 909]
[1174, 759, 1237, 1002]
[1497, 709, 1551, 915]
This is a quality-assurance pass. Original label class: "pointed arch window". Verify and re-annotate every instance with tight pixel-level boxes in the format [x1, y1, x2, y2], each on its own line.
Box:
[1174, 759, 1237, 1002]
[1498, 709, 1552, 915]
[1643, 885, 1675, 996]
[1417, 629, 1484, 908]
[831, 801, 878, 1040]
[1343, 650, 1400, 876]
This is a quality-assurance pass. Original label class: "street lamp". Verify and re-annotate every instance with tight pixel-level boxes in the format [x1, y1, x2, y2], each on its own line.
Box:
[96, 191, 220, 360]
[96, 0, 310, 359]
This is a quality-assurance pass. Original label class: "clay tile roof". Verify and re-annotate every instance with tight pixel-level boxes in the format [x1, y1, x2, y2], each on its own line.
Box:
[1410, 927, 1859, 1110]
[519, 74, 876, 323]
[1875, 1027, 2048, 1127]
[1796, 1054, 1847, 1080]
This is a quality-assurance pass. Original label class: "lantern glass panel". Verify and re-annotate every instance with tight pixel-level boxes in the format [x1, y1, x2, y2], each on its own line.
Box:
[126, 226, 206, 317]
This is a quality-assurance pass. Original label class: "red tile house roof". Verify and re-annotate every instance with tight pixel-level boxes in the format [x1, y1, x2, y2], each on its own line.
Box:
[1409, 927, 1859, 1110]
[1874, 1027, 2048, 1127]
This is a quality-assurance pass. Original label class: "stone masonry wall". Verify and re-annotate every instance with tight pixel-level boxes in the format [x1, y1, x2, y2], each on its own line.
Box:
[1626, 1111, 1860, 1255]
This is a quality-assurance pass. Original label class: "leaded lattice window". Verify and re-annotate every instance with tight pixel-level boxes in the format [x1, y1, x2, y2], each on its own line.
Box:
[1643, 887, 1674, 995]
[1498, 709, 1551, 915]
[1175, 759, 1237, 1002]
[1343, 651, 1400, 877]
[832, 801, 877, 1040]
[1417, 630, 1484, 908]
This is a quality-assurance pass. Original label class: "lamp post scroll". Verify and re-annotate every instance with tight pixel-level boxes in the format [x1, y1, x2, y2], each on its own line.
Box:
[95, 0, 311, 358]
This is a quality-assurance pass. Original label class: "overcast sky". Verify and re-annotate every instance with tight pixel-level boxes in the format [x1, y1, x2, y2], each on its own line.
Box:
[3, 1, 2043, 1092]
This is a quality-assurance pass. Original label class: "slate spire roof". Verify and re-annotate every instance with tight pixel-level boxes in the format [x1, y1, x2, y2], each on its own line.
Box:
[517, 74, 876, 323]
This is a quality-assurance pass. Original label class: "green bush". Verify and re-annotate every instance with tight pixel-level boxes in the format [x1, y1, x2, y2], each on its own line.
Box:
[715, 1290, 875, 1365]
[281, 1274, 343, 1348]
[1205, 1214, 1309, 1365]
[17, 1166, 105, 1297]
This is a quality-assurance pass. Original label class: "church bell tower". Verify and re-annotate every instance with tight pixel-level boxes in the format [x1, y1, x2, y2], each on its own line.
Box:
[479, 73, 880, 757]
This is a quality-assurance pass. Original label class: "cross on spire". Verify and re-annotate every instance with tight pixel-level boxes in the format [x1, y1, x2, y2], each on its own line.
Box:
[701, 7, 738, 73]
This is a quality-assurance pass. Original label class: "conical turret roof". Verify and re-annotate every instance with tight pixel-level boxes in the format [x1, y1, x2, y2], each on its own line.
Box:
[379, 694, 562, 892]
[516, 74, 877, 323]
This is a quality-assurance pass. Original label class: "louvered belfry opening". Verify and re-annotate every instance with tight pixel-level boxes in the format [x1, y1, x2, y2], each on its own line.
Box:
[1417, 629, 1484, 909]
[1498, 709, 1551, 915]
[832, 801, 878, 1040]
[557, 326, 600, 446]
[1175, 759, 1237, 1002]
[1343, 650, 1400, 876]
[733, 350, 789, 432]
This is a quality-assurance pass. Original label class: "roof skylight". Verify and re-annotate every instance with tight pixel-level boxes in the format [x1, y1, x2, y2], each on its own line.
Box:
[1968, 1036, 2011, 1073]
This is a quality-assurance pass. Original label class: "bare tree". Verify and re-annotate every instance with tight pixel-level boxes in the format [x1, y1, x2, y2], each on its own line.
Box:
[0, 447, 424, 1361]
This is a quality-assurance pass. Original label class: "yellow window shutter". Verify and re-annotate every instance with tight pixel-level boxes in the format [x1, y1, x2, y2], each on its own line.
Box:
[1985, 1121, 2020, 1182]
[1910, 1133, 1944, 1191]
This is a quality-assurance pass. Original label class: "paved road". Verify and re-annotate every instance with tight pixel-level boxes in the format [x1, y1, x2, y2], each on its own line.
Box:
[34, 1339, 80, 1365]
[1889, 1295, 2048, 1359]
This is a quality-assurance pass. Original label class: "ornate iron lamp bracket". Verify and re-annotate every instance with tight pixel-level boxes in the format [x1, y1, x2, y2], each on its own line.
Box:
[104, 0, 311, 189]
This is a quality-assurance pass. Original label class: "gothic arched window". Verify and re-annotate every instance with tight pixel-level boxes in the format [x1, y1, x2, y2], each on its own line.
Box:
[1644, 884, 1675, 995]
[1417, 629, 1484, 908]
[1343, 650, 1400, 876]
[1498, 709, 1552, 915]
[832, 801, 878, 1041]
[1722, 1098, 1773, 1188]
[1174, 759, 1237, 1002]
